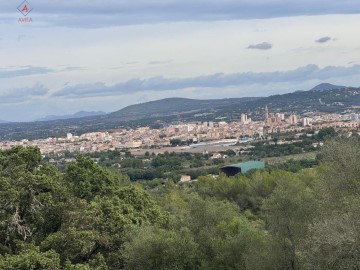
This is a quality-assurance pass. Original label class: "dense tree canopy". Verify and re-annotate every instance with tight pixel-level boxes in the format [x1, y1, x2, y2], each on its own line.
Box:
[0, 138, 359, 269]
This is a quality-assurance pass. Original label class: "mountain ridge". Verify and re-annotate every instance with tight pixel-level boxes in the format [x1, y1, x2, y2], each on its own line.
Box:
[109, 97, 261, 119]
[36, 111, 106, 122]
[0, 85, 359, 140]
[310, 83, 347, 92]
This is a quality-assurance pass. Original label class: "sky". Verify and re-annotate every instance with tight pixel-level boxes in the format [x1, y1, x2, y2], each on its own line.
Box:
[1, 0, 360, 122]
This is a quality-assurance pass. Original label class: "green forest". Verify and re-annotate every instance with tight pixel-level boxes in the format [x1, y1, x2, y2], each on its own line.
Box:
[0, 138, 360, 269]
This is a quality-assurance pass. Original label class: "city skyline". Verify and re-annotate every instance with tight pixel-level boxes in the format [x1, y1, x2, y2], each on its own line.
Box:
[1, 106, 358, 155]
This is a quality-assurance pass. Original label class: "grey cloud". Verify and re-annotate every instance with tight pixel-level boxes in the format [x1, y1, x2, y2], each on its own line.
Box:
[111, 62, 138, 69]
[110, 67, 126, 70]
[0, 66, 54, 79]
[1, 0, 360, 28]
[247, 42, 272, 50]
[125, 62, 138, 65]
[0, 66, 85, 79]
[61, 66, 86, 71]
[0, 83, 49, 104]
[316, 36, 333, 43]
[52, 64, 360, 98]
[55, 65, 86, 71]
[148, 60, 173, 65]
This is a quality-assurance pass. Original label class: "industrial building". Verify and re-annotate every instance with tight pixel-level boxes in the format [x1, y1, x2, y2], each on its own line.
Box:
[220, 161, 265, 176]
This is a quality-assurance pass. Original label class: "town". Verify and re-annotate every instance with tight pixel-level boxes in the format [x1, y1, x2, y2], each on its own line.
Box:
[0, 107, 359, 156]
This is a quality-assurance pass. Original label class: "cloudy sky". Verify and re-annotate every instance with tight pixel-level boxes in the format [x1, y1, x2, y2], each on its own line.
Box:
[1, 0, 360, 121]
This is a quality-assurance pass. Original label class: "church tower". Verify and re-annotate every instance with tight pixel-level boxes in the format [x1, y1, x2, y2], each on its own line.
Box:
[264, 105, 269, 122]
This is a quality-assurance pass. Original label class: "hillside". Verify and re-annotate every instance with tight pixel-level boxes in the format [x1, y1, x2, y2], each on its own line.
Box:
[109, 97, 260, 119]
[37, 111, 106, 122]
[0, 87, 359, 140]
[310, 83, 347, 91]
[207, 86, 360, 120]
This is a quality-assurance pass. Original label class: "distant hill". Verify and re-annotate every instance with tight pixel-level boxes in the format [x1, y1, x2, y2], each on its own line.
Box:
[0, 120, 9, 124]
[109, 97, 261, 120]
[310, 83, 346, 92]
[37, 111, 106, 122]
[0, 87, 359, 141]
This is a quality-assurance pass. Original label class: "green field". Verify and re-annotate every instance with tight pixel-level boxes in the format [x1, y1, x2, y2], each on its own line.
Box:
[263, 151, 318, 165]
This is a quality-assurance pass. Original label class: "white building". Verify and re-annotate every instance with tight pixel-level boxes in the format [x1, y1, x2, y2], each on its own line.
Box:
[288, 115, 298, 125]
[303, 117, 312, 126]
[240, 114, 251, 124]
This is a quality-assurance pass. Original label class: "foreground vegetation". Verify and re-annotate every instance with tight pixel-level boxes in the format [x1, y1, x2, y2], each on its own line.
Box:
[0, 138, 360, 269]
